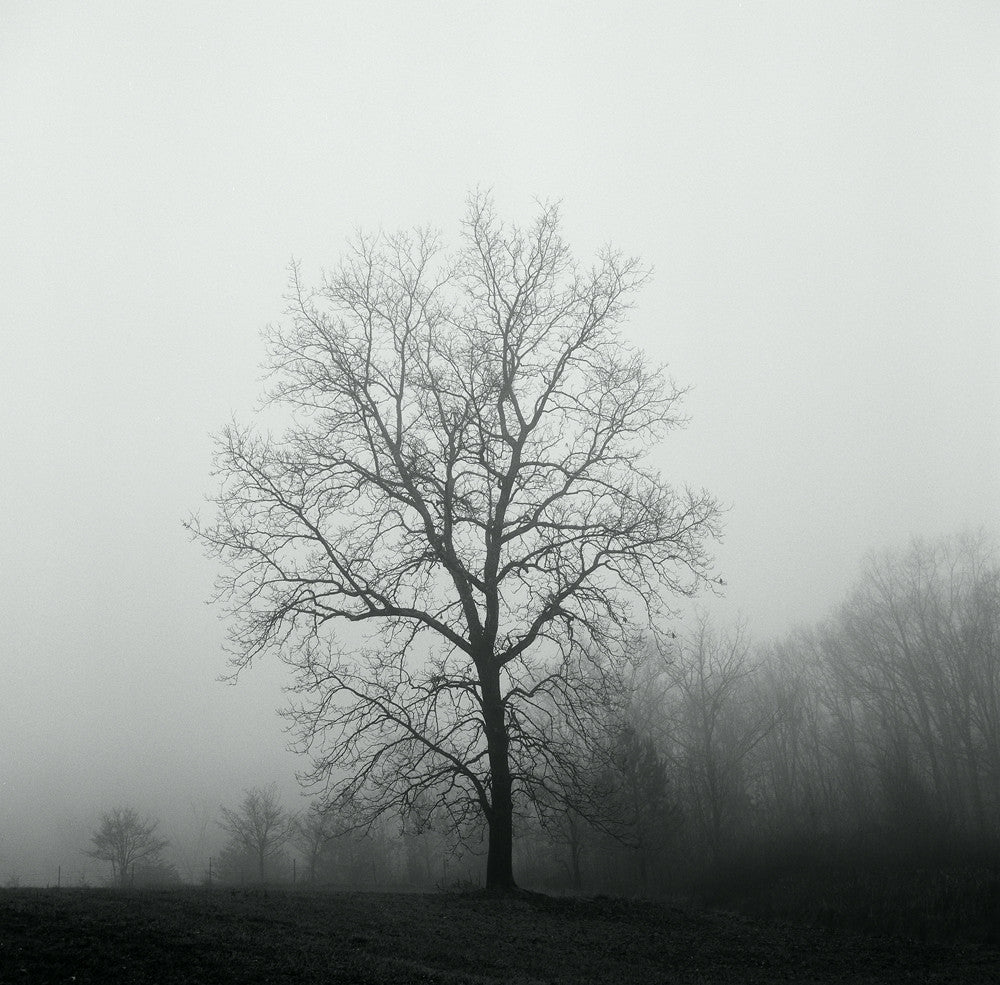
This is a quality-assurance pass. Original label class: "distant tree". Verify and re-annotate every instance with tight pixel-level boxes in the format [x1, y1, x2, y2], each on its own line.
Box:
[608, 723, 679, 893]
[219, 785, 294, 884]
[293, 802, 337, 884]
[170, 799, 214, 885]
[553, 808, 587, 892]
[189, 193, 720, 891]
[336, 817, 402, 888]
[85, 807, 168, 888]
[662, 615, 772, 858]
[753, 637, 835, 839]
[396, 793, 455, 888]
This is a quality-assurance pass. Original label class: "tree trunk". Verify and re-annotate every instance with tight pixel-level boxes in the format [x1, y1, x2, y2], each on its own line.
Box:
[486, 790, 515, 891]
[481, 670, 516, 892]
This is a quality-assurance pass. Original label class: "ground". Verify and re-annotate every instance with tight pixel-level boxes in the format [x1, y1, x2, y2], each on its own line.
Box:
[1, 888, 997, 984]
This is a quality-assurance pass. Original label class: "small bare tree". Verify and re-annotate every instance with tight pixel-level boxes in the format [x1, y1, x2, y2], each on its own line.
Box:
[190, 193, 720, 891]
[86, 807, 168, 888]
[219, 785, 293, 884]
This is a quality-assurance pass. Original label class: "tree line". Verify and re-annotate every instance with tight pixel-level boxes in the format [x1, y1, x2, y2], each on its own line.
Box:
[518, 530, 1000, 896]
[88, 528, 998, 895]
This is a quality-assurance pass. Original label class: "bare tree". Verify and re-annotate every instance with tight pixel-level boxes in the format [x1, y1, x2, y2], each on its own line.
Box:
[661, 614, 772, 858]
[754, 636, 840, 838]
[86, 807, 168, 888]
[294, 801, 337, 884]
[170, 799, 214, 885]
[219, 785, 293, 884]
[189, 194, 720, 891]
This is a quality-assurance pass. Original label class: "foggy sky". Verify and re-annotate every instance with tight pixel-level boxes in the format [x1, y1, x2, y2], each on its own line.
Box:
[2, 2, 998, 882]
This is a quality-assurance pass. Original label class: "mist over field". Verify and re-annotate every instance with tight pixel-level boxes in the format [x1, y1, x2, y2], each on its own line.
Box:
[1, 0, 998, 918]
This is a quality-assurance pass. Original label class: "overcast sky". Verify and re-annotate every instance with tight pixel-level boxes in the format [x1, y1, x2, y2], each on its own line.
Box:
[2, 1, 998, 881]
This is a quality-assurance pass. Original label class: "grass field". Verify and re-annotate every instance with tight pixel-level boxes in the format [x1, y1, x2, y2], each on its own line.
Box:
[2, 887, 999, 984]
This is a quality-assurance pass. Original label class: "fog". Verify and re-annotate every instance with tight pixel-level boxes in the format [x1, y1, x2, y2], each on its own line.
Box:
[1, 2, 998, 888]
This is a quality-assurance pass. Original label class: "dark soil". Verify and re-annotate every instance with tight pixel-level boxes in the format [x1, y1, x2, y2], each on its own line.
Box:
[1, 887, 997, 984]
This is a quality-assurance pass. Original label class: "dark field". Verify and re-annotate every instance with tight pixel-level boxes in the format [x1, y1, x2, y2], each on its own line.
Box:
[2, 888, 999, 984]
